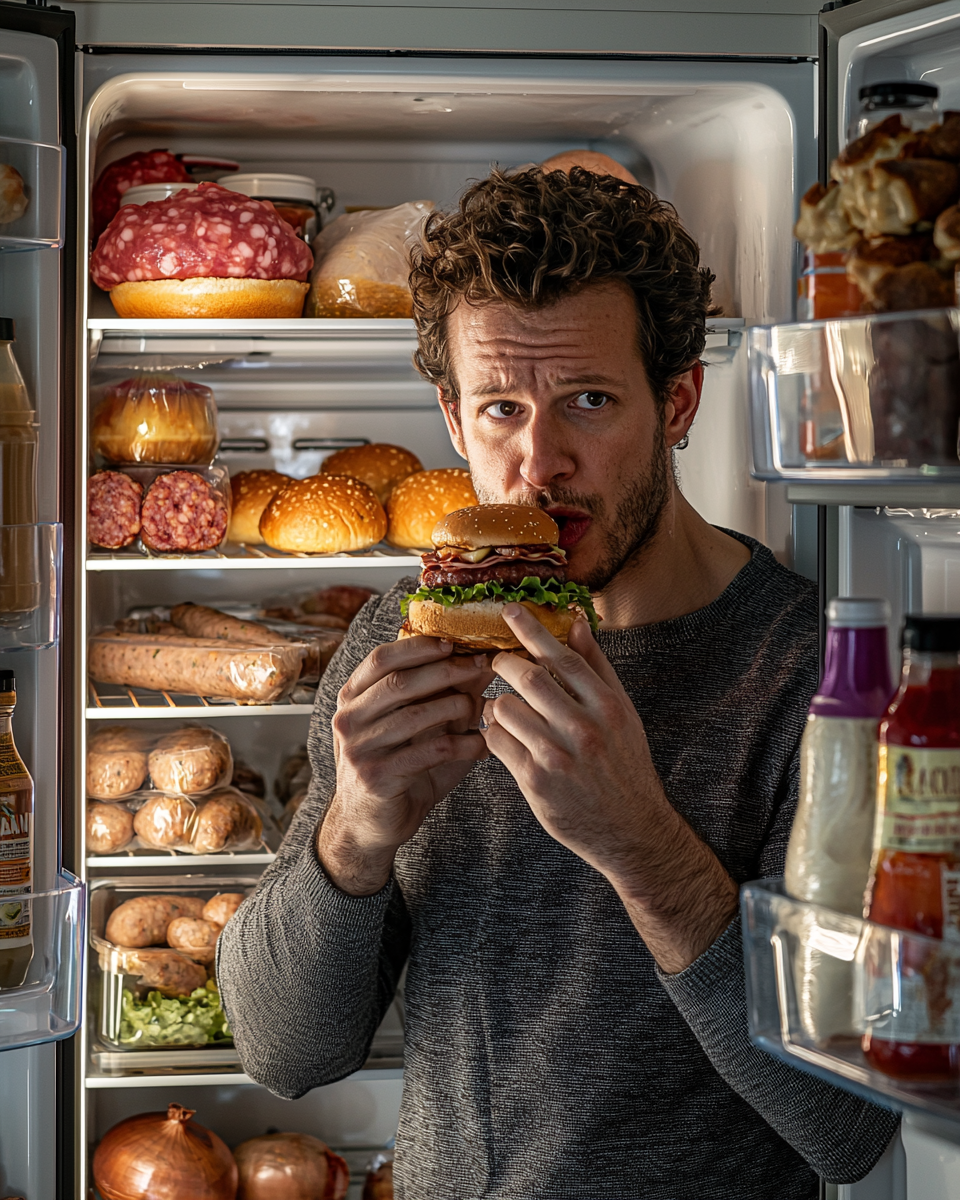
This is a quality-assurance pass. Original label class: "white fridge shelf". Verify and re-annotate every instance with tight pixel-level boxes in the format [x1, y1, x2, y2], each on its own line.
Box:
[86, 851, 276, 869]
[86, 544, 420, 571]
[86, 680, 314, 718]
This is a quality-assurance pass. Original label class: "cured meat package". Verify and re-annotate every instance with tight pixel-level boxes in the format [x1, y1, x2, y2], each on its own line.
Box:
[86, 723, 234, 802]
[87, 465, 231, 554]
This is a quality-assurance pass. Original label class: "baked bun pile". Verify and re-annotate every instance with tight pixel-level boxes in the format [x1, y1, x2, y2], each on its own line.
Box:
[386, 468, 477, 549]
[90, 182, 313, 319]
[228, 469, 292, 544]
[320, 443, 422, 504]
[258, 474, 387, 554]
[401, 503, 598, 653]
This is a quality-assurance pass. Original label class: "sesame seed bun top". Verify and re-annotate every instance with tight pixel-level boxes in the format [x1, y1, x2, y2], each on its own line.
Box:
[431, 503, 559, 550]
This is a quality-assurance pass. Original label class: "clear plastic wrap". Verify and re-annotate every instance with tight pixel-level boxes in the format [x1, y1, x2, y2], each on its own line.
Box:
[87, 464, 231, 554]
[147, 724, 232, 795]
[305, 201, 432, 318]
[86, 725, 152, 800]
[362, 1151, 394, 1200]
[90, 876, 255, 1048]
[91, 373, 219, 465]
[91, 785, 274, 855]
[88, 629, 306, 703]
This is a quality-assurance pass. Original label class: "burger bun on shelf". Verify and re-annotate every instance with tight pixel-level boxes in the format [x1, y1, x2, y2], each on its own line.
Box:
[540, 150, 639, 184]
[386, 467, 477, 549]
[229, 469, 293, 544]
[320, 442, 423, 503]
[258, 473, 388, 554]
[107, 277, 309, 320]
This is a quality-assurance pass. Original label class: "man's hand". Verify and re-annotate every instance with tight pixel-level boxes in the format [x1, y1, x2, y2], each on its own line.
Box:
[319, 635, 494, 897]
[480, 604, 738, 974]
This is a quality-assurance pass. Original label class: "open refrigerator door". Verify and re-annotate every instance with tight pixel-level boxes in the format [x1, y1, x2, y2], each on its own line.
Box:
[0, 4, 82, 1200]
[743, 1, 960, 1196]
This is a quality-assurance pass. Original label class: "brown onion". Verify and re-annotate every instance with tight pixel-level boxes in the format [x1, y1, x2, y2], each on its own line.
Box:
[93, 1103, 238, 1200]
[234, 1133, 349, 1200]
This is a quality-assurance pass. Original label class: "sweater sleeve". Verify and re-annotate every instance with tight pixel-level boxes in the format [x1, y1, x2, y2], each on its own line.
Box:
[658, 747, 901, 1185]
[217, 585, 414, 1099]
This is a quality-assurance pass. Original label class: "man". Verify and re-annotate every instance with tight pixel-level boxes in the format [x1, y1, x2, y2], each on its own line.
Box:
[219, 167, 898, 1199]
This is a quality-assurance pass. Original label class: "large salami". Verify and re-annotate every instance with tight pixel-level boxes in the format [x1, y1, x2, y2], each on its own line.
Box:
[90, 182, 313, 289]
[92, 150, 191, 241]
[87, 471, 143, 549]
[140, 471, 228, 553]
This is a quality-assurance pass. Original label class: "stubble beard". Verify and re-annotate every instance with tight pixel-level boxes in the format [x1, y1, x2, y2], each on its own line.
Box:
[471, 417, 671, 593]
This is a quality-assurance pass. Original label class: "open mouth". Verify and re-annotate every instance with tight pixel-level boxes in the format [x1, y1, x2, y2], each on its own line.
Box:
[546, 507, 593, 551]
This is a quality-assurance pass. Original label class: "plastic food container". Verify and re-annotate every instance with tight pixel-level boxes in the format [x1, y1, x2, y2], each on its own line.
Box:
[120, 182, 200, 206]
[88, 628, 307, 704]
[221, 173, 335, 242]
[90, 875, 255, 1049]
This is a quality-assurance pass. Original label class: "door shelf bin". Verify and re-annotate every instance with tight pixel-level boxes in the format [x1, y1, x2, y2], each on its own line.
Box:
[0, 138, 63, 250]
[748, 309, 960, 488]
[0, 872, 85, 1051]
[0, 523, 61, 650]
[742, 879, 960, 1122]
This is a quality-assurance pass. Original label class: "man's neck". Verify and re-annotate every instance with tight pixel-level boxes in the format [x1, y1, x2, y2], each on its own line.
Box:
[594, 489, 752, 631]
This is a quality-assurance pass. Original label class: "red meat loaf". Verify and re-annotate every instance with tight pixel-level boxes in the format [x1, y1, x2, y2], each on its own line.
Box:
[91, 149, 191, 240]
[90, 182, 313, 288]
[140, 471, 228, 553]
[87, 470, 143, 549]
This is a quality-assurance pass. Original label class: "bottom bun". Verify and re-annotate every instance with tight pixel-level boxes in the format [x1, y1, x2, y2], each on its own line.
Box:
[406, 597, 580, 651]
[109, 278, 309, 319]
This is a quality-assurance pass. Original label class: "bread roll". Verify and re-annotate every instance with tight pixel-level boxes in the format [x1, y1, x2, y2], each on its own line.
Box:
[148, 725, 232, 795]
[406, 596, 578, 650]
[86, 725, 150, 800]
[794, 181, 859, 254]
[87, 801, 135, 854]
[320, 443, 422, 503]
[228, 470, 292, 543]
[386, 468, 478, 549]
[91, 375, 218, 465]
[0, 163, 28, 224]
[541, 150, 638, 184]
[108, 277, 309, 320]
[259, 474, 387, 554]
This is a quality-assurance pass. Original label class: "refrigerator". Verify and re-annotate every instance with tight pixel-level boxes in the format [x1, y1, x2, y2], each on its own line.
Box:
[0, 0, 959, 1196]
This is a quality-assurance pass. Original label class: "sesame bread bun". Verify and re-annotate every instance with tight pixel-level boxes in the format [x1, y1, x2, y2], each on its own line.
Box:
[229, 469, 292, 544]
[259, 474, 387, 554]
[406, 597, 579, 650]
[108, 278, 309, 320]
[541, 150, 639, 184]
[320, 443, 423, 504]
[386, 468, 477, 550]
[432, 504, 558, 550]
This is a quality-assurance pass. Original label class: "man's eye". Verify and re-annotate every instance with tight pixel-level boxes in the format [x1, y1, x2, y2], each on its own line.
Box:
[573, 391, 610, 410]
[485, 401, 521, 419]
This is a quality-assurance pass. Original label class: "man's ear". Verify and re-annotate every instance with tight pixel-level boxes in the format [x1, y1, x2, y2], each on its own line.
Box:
[663, 362, 703, 448]
[438, 386, 468, 461]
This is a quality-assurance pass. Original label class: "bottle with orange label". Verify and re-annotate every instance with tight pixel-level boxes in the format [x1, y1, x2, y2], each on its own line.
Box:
[862, 615, 960, 1081]
[0, 669, 34, 989]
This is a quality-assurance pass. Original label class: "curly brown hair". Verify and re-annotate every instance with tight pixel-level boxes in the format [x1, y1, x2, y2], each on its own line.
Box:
[410, 166, 716, 404]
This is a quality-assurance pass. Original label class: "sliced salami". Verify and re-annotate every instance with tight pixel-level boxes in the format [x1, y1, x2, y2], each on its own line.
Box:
[87, 470, 143, 549]
[90, 182, 313, 289]
[140, 471, 228, 553]
[92, 150, 192, 241]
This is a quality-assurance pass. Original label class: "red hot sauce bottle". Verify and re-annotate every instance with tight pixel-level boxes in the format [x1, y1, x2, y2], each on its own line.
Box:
[863, 615, 960, 1081]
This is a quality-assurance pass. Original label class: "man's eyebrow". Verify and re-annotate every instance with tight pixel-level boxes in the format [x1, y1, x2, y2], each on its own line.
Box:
[467, 374, 622, 398]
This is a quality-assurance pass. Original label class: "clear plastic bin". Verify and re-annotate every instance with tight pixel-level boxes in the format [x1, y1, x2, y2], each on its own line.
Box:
[0, 137, 63, 249]
[0, 871, 84, 1051]
[743, 879, 960, 1119]
[748, 309, 960, 483]
[89, 874, 256, 1051]
[0, 522, 61, 649]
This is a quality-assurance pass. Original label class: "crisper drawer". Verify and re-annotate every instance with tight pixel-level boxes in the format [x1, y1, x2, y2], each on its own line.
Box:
[749, 309, 960, 494]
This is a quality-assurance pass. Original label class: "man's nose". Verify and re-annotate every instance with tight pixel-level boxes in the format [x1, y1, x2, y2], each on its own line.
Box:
[517, 413, 576, 490]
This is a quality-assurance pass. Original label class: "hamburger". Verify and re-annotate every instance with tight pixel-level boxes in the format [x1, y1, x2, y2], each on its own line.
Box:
[400, 504, 598, 652]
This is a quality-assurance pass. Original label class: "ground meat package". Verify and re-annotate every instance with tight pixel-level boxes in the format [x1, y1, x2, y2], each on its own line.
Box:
[87, 465, 230, 554]
[305, 200, 433, 318]
[93, 785, 276, 855]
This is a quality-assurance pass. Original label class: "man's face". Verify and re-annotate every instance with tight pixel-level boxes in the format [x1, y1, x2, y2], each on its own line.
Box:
[439, 282, 700, 591]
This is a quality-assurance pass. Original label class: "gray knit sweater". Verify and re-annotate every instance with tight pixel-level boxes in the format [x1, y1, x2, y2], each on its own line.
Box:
[218, 535, 900, 1199]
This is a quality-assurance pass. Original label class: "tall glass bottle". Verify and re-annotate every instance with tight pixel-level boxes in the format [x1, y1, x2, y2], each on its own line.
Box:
[863, 615, 960, 1081]
[785, 597, 892, 1043]
[0, 670, 34, 989]
[0, 318, 39, 619]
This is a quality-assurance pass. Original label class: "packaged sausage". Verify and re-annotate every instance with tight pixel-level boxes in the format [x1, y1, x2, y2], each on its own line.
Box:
[91, 373, 219, 466]
[88, 630, 306, 703]
[305, 201, 433, 318]
[128, 786, 271, 854]
[90, 876, 255, 1048]
[147, 725, 232, 795]
[86, 724, 151, 800]
[87, 464, 231, 556]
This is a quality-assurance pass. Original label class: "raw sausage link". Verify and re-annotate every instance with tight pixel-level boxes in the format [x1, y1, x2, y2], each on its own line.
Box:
[140, 471, 228, 553]
[170, 602, 287, 645]
[88, 631, 304, 702]
[87, 470, 143, 549]
[91, 181, 313, 289]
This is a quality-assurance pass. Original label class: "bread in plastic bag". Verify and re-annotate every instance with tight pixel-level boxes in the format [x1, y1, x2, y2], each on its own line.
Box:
[129, 785, 269, 854]
[147, 724, 232, 794]
[305, 201, 433, 318]
[87, 800, 137, 854]
[92, 373, 219, 465]
[86, 724, 151, 799]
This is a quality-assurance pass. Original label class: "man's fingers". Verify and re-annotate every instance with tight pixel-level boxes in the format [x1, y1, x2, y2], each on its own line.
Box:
[498, 605, 603, 700]
[346, 653, 493, 724]
[339, 634, 456, 701]
[337, 691, 476, 756]
[485, 692, 554, 757]
[567, 617, 628, 696]
[391, 730, 489, 776]
[479, 703, 532, 777]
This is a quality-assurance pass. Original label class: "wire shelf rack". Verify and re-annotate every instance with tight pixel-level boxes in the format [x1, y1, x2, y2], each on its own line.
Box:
[86, 680, 315, 718]
[86, 542, 422, 571]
